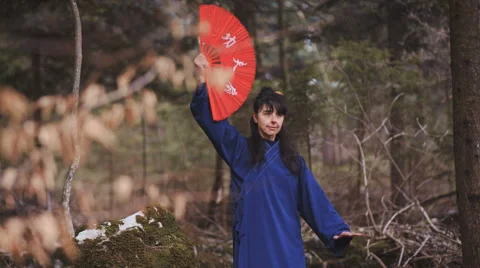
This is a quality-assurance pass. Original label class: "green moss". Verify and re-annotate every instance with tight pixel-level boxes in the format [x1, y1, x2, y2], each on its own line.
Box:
[74, 206, 197, 267]
[101, 219, 123, 237]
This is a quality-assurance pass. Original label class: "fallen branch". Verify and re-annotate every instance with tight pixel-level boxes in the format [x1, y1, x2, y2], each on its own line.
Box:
[382, 203, 414, 234]
[402, 235, 431, 267]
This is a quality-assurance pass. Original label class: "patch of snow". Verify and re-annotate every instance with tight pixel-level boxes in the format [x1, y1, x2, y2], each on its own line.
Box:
[76, 229, 105, 242]
[76, 211, 147, 243]
[118, 211, 144, 232]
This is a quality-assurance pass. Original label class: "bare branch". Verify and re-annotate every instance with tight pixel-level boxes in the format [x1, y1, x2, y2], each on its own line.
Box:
[62, 0, 82, 237]
[351, 131, 380, 232]
[89, 66, 159, 111]
[402, 235, 431, 267]
[382, 202, 415, 234]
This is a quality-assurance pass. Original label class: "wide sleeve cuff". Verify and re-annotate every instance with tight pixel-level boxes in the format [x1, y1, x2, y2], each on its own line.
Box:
[328, 232, 352, 257]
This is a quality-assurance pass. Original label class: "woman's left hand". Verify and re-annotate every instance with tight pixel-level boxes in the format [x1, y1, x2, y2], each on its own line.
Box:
[333, 231, 367, 240]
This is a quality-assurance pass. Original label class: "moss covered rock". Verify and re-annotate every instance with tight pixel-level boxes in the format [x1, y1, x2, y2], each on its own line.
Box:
[74, 206, 196, 267]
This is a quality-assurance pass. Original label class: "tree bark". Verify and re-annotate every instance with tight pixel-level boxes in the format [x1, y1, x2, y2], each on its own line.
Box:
[387, 0, 409, 208]
[142, 116, 148, 196]
[233, 0, 262, 77]
[62, 0, 82, 237]
[276, 0, 290, 92]
[206, 153, 224, 224]
[449, 0, 480, 266]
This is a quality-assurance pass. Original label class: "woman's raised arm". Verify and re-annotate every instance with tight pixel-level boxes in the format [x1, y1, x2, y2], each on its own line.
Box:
[190, 82, 246, 168]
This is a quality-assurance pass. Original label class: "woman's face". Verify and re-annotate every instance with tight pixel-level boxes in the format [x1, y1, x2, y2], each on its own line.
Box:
[253, 105, 284, 141]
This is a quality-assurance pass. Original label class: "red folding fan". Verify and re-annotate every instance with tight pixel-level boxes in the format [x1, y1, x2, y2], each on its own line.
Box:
[198, 4, 256, 121]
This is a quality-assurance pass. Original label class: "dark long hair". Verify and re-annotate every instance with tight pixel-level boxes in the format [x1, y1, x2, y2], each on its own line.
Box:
[247, 87, 301, 176]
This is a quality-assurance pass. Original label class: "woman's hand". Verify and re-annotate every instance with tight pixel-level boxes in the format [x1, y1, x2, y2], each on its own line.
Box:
[333, 231, 367, 240]
[194, 54, 208, 84]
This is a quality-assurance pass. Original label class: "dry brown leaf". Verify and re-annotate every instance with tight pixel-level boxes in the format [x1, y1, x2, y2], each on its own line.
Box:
[146, 184, 160, 203]
[75, 183, 94, 216]
[186, 76, 198, 90]
[36, 95, 57, 120]
[100, 103, 125, 130]
[124, 98, 141, 126]
[38, 149, 57, 190]
[158, 194, 171, 209]
[113, 175, 133, 203]
[141, 89, 158, 125]
[171, 70, 186, 89]
[172, 192, 190, 220]
[55, 210, 80, 262]
[170, 18, 185, 40]
[25, 227, 51, 267]
[64, 94, 76, 115]
[82, 115, 117, 149]
[182, 54, 195, 81]
[23, 120, 37, 140]
[16, 130, 34, 158]
[29, 172, 47, 205]
[155, 56, 176, 81]
[117, 66, 137, 94]
[1, 217, 27, 257]
[0, 86, 29, 123]
[3, 194, 16, 210]
[55, 95, 68, 115]
[142, 88, 158, 108]
[59, 115, 91, 164]
[0, 127, 16, 161]
[143, 106, 158, 126]
[0, 125, 33, 163]
[0, 168, 17, 190]
[81, 83, 107, 108]
[38, 123, 62, 153]
[29, 212, 60, 253]
[138, 50, 158, 70]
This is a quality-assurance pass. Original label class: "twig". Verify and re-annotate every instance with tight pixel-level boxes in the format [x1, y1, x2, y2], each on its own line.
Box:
[415, 200, 441, 233]
[385, 232, 405, 266]
[420, 191, 456, 206]
[365, 238, 387, 268]
[402, 235, 431, 267]
[62, 0, 82, 237]
[334, 63, 408, 182]
[351, 132, 379, 232]
[192, 205, 228, 237]
[369, 252, 387, 268]
[89, 65, 158, 111]
[361, 118, 389, 144]
[382, 203, 415, 234]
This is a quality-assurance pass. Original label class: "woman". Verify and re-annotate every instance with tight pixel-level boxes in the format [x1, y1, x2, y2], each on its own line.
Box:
[190, 54, 362, 268]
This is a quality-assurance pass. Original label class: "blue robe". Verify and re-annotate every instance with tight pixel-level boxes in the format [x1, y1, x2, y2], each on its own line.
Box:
[190, 83, 352, 268]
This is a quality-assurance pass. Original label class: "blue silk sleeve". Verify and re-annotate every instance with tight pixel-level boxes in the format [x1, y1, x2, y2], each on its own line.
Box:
[190, 83, 246, 168]
[297, 157, 352, 257]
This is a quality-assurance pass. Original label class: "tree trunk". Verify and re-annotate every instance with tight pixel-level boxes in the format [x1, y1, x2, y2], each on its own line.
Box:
[276, 0, 290, 92]
[206, 153, 224, 224]
[233, 0, 262, 77]
[387, 0, 409, 208]
[449, 0, 480, 266]
[32, 52, 43, 100]
[141, 116, 148, 196]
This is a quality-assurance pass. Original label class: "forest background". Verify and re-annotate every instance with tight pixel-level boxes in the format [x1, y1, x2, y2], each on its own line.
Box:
[0, 0, 471, 267]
